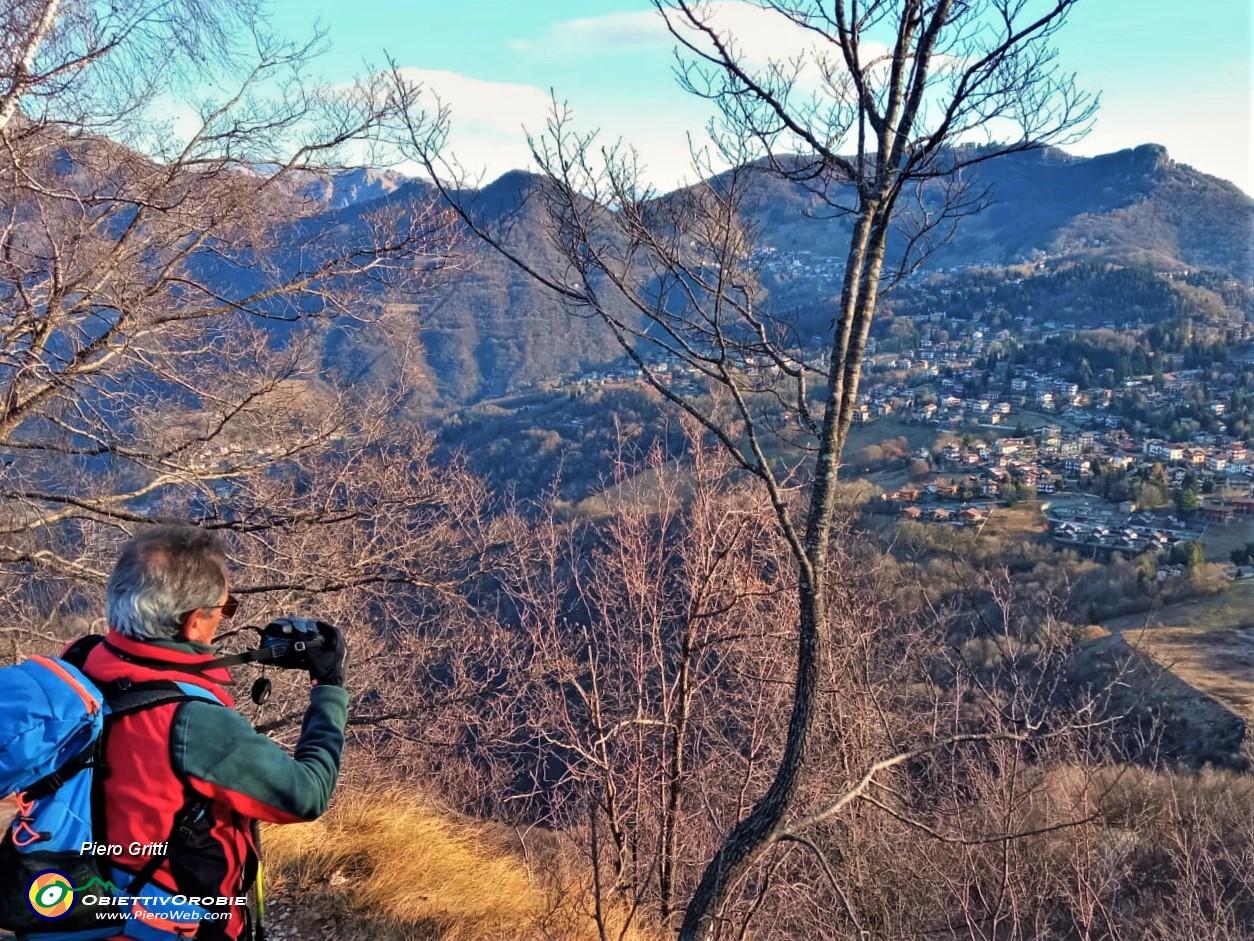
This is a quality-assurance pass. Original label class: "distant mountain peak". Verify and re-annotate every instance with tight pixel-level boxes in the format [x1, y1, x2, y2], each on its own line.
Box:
[485, 168, 544, 189]
[468, 169, 562, 220]
[300, 167, 411, 210]
[480, 168, 549, 199]
[1133, 142, 1170, 160]
[1108, 142, 1172, 173]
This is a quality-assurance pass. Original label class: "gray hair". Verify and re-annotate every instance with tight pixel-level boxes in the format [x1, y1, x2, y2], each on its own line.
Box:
[106, 524, 228, 641]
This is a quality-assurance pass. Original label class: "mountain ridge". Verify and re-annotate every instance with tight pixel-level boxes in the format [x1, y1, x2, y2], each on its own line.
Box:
[302, 143, 1252, 403]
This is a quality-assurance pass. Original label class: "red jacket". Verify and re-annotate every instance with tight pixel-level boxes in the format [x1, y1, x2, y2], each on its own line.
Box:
[76, 630, 348, 940]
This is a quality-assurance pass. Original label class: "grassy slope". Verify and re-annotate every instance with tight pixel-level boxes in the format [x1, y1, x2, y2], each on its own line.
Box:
[1099, 579, 1254, 729]
[1200, 515, 1254, 564]
[262, 790, 653, 941]
[0, 793, 647, 941]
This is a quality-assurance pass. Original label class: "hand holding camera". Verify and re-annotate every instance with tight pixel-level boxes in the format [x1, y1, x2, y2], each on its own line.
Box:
[262, 618, 349, 687]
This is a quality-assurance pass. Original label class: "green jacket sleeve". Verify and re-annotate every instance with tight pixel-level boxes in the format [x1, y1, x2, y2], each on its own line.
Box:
[171, 685, 349, 823]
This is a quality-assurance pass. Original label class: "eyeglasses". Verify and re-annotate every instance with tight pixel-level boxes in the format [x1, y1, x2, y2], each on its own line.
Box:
[213, 594, 239, 618]
[181, 593, 238, 625]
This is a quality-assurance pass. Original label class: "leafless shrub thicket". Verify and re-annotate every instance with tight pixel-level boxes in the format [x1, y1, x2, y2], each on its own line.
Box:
[359, 431, 1247, 941]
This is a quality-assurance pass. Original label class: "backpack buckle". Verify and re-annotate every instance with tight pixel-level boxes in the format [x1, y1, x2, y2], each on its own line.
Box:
[11, 815, 48, 847]
[176, 801, 209, 844]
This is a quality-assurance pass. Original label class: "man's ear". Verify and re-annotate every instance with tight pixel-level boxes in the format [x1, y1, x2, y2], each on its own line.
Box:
[177, 609, 200, 641]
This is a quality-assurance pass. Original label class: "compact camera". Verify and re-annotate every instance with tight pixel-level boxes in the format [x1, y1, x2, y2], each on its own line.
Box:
[258, 620, 326, 671]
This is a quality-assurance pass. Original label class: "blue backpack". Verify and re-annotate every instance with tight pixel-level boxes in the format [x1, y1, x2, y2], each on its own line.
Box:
[0, 640, 221, 940]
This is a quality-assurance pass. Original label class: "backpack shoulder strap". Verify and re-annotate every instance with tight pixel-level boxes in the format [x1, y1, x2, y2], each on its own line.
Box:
[94, 681, 226, 904]
[61, 633, 105, 669]
[103, 679, 223, 719]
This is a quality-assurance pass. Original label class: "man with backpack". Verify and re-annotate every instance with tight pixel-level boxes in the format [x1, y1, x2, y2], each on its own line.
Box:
[3, 523, 349, 940]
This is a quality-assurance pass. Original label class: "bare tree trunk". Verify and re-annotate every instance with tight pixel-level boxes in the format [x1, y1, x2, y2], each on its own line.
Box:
[659, 621, 694, 925]
[0, 0, 60, 131]
[677, 193, 898, 938]
[678, 573, 826, 939]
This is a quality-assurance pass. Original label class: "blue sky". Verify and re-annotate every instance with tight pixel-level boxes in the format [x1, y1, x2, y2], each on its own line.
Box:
[266, 0, 1253, 194]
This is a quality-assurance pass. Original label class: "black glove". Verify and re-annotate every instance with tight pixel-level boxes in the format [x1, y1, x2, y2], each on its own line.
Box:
[263, 618, 348, 687]
[306, 620, 348, 688]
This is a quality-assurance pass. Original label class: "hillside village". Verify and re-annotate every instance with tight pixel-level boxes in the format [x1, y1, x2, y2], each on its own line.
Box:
[546, 262, 1254, 572]
[852, 294, 1252, 492]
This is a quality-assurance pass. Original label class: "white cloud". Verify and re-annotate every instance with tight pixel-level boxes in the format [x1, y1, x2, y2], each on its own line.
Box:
[390, 68, 557, 183]
[382, 65, 730, 191]
[486, 3, 879, 182]
[508, 11, 668, 56]
[388, 1, 900, 192]
[513, 2, 865, 75]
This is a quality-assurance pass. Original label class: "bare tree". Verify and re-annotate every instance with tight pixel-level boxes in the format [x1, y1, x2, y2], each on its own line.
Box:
[405, 2, 1096, 936]
[0, 1, 474, 696]
[438, 429, 1132, 940]
[219, 428, 529, 766]
[483, 436, 802, 936]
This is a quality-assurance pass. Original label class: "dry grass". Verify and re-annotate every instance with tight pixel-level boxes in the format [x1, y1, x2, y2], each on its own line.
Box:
[1066, 632, 1247, 768]
[1101, 579, 1254, 728]
[261, 790, 653, 941]
[1102, 579, 1254, 637]
[979, 501, 1048, 539]
[1133, 625, 1254, 725]
[842, 417, 942, 455]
